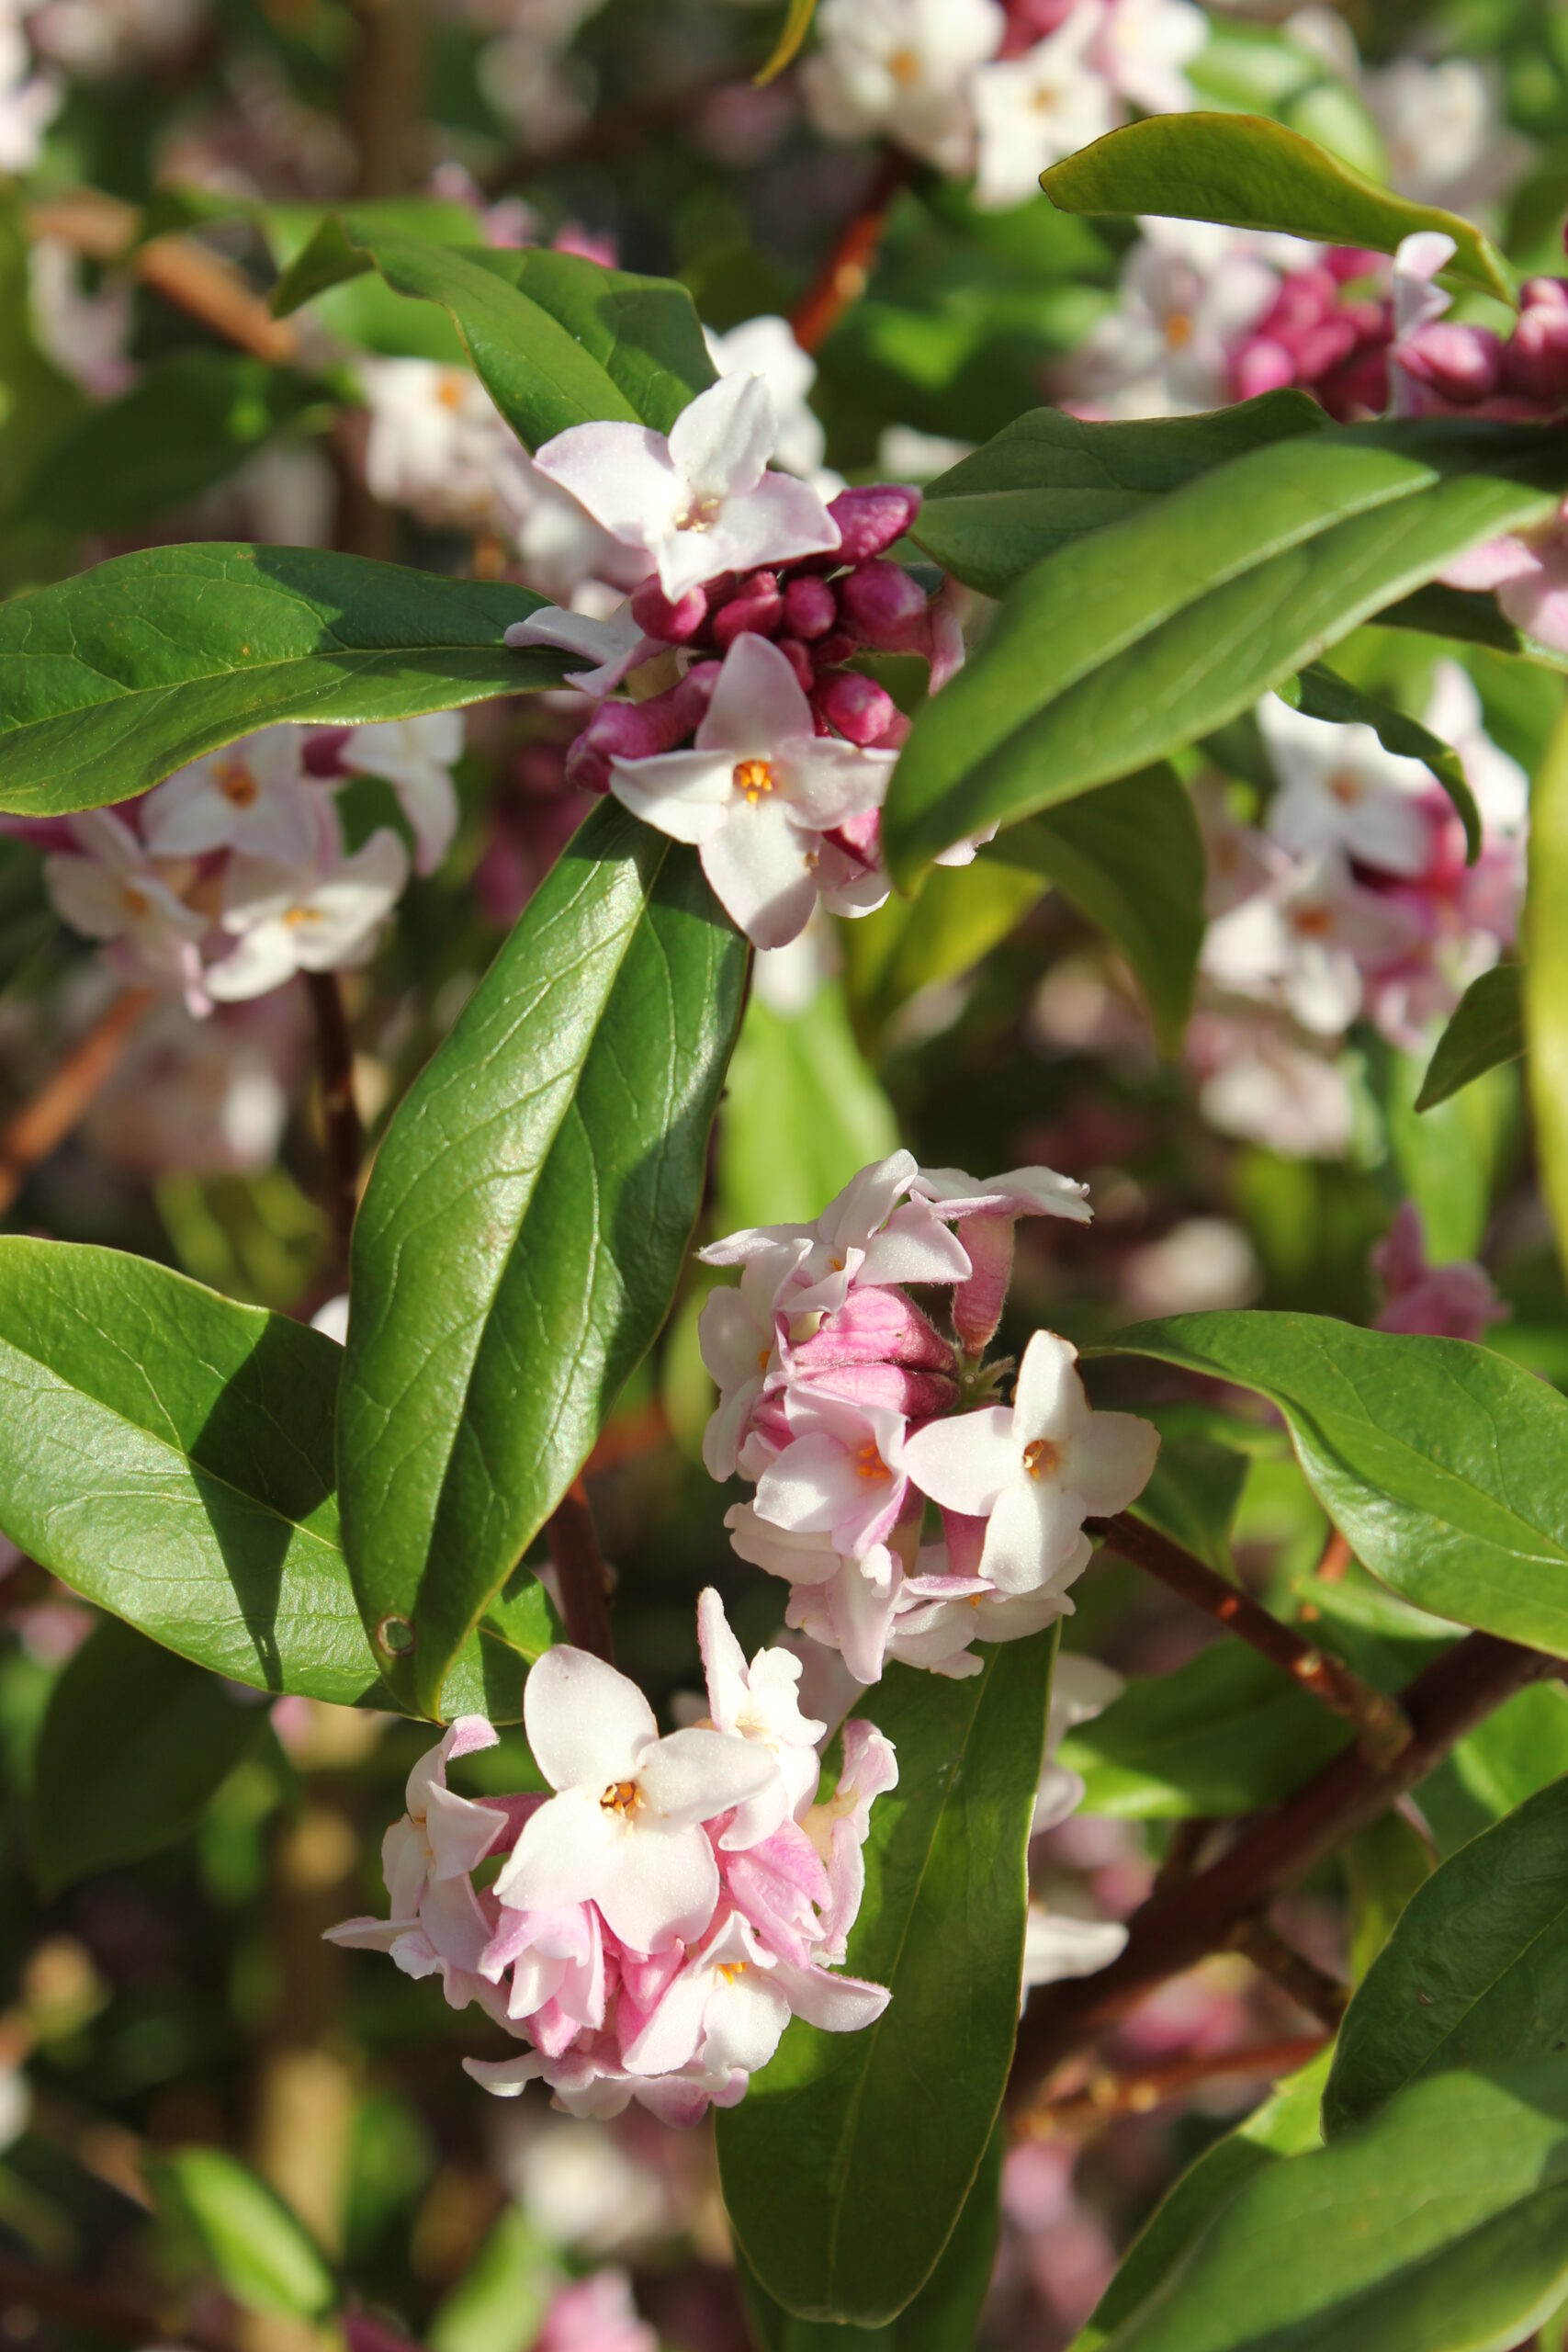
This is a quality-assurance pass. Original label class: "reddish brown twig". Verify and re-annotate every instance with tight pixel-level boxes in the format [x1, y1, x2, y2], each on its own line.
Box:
[304, 971, 361, 1285]
[1316, 1530, 1353, 1585]
[546, 1481, 615, 1663]
[1018, 2033, 1328, 2140]
[1224, 1917, 1350, 2033]
[27, 192, 299, 364]
[0, 984, 154, 1218]
[583, 1398, 671, 1477]
[1096, 1513, 1410, 1766]
[791, 147, 913, 356]
[1009, 1631, 1559, 2112]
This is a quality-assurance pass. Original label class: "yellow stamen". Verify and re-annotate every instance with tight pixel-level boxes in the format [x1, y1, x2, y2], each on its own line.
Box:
[1022, 1438, 1060, 1480]
[733, 758, 776, 804]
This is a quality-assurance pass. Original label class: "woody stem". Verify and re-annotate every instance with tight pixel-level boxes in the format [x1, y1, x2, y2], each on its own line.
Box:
[0, 984, 154, 1219]
[791, 146, 913, 356]
[304, 971, 361, 1286]
[546, 1481, 615, 1663]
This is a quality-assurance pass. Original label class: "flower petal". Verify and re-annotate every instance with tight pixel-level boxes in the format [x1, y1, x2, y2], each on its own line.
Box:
[594, 1818, 719, 1950]
[637, 1725, 778, 1827]
[902, 1406, 1018, 1516]
[524, 1645, 658, 1790]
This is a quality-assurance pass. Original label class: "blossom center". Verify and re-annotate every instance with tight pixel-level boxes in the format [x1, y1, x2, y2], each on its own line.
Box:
[282, 906, 321, 928]
[119, 884, 150, 918]
[718, 1960, 748, 1983]
[213, 759, 259, 808]
[887, 45, 920, 85]
[436, 373, 467, 410]
[1022, 1438, 1061, 1480]
[733, 758, 776, 804]
[600, 1779, 640, 1815]
[1165, 312, 1195, 349]
[853, 1440, 889, 1482]
[1328, 770, 1362, 806]
[675, 492, 724, 535]
[1292, 905, 1335, 938]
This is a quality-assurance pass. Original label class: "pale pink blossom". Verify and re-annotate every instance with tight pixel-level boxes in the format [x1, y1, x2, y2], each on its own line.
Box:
[700, 1149, 971, 1313]
[970, 6, 1115, 212]
[704, 314, 827, 483]
[695, 1239, 808, 1482]
[44, 810, 209, 1012]
[910, 1162, 1092, 1353]
[696, 1586, 824, 1839]
[1033, 1653, 1125, 1833]
[1200, 848, 1425, 1035]
[1372, 1201, 1508, 1343]
[1093, 0, 1205, 114]
[1258, 692, 1434, 878]
[1443, 498, 1568, 656]
[536, 2271, 655, 2352]
[141, 728, 321, 866]
[207, 825, 410, 1001]
[800, 0, 1005, 175]
[337, 712, 465, 876]
[1063, 220, 1287, 419]
[800, 1717, 899, 1958]
[753, 1392, 914, 1560]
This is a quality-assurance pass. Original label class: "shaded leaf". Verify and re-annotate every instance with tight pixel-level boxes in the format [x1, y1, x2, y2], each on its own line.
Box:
[1416, 966, 1524, 1113]
[718, 980, 899, 1230]
[1527, 699, 1568, 1280]
[1284, 663, 1480, 861]
[152, 2149, 335, 2318]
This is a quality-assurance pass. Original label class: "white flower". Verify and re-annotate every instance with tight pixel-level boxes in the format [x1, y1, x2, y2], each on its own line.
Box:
[0, 10, 59, 173]
[700, 1148, 972, 1311]
[800, 0, 1005, 175]
[44, 810, 209, 1006]
[705, 315, 825, 482]
[28, 235, 132, 397]
[1425, 661, 1527, 840]
[1201, 848, 1424, 1035]
[608, 633, 894, 949]
[1021, 1905, 1129, 1991]
[141, 727, 321, 865]
[1066, 220, 1286, 418]
[338, 712, 465, 876]
[492, 1645, 779, 1951]
[206, 827, 409, 1001]
[901, 1329, 1159, 1594]
[1034, 1651, 1124, 1832]
[971, 5, 1115, 213]
[359, 356, 512, 531]
[697, 1586, 825, 1841]
[1365, 53, 1530, 215]
[1187, 1006, 1356, 1158]
[1258, 695, 1434, 878]
[504, 599, 650, 698]
[531, 373, 841, 605]
[1095, 0, 1207, 115]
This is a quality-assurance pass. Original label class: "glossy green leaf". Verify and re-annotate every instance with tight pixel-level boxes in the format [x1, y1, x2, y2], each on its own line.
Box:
[12, 354, 327, 537]
[0, 1238, 550, 1718]
[912, 393, 1325, 599]
[152, 2149, 335, 2318]
[716, 1633, 1055, 2326]
[718, 980, 898, 1230]
[1527, 699, 1568, 1280]
[988, 766, 1205, 1053]
[1416, 965, 1524, 1112]
[738, 2122, 1004, 2352]
[1060, 1639, 1347, 1820]
[1070, 2052, 1330, 2352]
[883, 423, 1566, 882]
[1284, 664, 1481, 861]
[1112, 1313, 1568, 1658]
[1187, 21, 1384, 177]
[30, 1617, 265, 1895]
[340, 801, 747, 1717]
[276, 223, 714, 443]
[1041, 114, 1517, 305]
[1326, 1777, 1568, 2135]
[0, 545, 566, 818]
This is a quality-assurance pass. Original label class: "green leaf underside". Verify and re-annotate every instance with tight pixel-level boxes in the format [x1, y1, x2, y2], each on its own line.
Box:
[0, 544, 567, 818]
[912, 393, 1325, 599]
[882, 423, 1568, 883]
[1040, 114, 1517, 305]
[1111, 1313, 1568, 1658]
[738, 2123, 1004, 2351]
[339, 801, 748, 1718]
[1416, 965, 1524, 1112]
[31, 1616, 265, 1894]
[716, 1634, 1055, 2327]
[1285, 663, 1481, 862]
[0, 1238, 550, 1717]
[987, 766, 1205, 1054]
[275, 223, 715, 446]
[1527, 703, 1568, 1281]
[152, 2149, 336, 2319]
[1096, 2062, 1568, 2352]
[1325, 1775, 1568, 2135]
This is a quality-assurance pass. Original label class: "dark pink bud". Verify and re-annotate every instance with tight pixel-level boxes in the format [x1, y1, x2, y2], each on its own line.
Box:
[788, 1286, 956, 1377]
[826, 483, 923, 562]
[773, 636, 815, 692]
[1399, 322, 1506, 404]
[813, 628, 858, 668]
[952, 1213, 1014, 1356]
[815, 671, 897, 746]
[839, 559, 931, 650]
[1521, 275, 1568, 315]
[1504, 293, 1568, 403]
[712, 570, 784, 651]
[1232, 338, 1297, 400]
[563, 673, 707, 792]
[631, 576, 708, 643]
[302, 725, 354, 777]
[1326, 246, 1386, 284]
[828, 808, 882, 867]
[783, 573, 839, 639]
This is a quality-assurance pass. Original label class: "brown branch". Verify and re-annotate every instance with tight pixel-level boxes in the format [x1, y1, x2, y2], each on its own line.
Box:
[0, 984, 154, 1218]
[304, 971, 361, 1285]
[1224, 1917, 1350, 2033]
[791, 147, 913, 356]
[0, 2256, 231, 2352]
[1096, 1512, 1410, 1766]
[27, 191, 299, 364]
[546, 1480, 615, 1662]
[1009, 1630, 1560, 2113]
[1018, 2033, 1328, 2140]
[346, 0, 425, 198]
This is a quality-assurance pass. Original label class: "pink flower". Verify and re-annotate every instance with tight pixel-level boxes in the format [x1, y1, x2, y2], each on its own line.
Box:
[753, 1392, 915, 1559]
[697, 1586, 824, 1839]
[909, 1162, 1091, 1354]
[1443, 499, 1568, 656]
[536, 2271, 655, 2352]
[801, 1717, 899, 1958]
[1372, 1201, 1508, 1343]
[1201, 848, 1427, 1035]
[700, 1150, 971, 1312]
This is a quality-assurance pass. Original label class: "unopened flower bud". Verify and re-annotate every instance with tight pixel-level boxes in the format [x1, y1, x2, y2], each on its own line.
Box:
[783, 574, 839, 639]
[302, 726, 354, 777]
[630, 577, 708, 643]
[786, 1285, 956, 1378]
[826, 483, 923, 562]
[712, 571, 784, 652]
[773, 637, 815, 692]
[566, 673, 709, 793]
[840, 560, 931, 650]
[1504, 283, 1568, 404]
[815, 671, 897, 746]
[952, 1213, 1015, 1356]
[1398, 322, 1506, 405]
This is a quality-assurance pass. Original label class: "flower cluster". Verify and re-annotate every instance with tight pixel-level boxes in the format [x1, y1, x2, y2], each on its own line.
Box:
[801, 0, 1206, 209]
[700, 1150, 1160, 1681]
[328, 1590, 896, 2127]
[507, 373, 959, 947]
[34, 715, 460, 1013]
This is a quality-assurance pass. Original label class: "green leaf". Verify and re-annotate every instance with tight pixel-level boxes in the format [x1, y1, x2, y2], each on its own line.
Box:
[843, 857, 1046, 1030]
[1041, 114, 1517, 305]
[1090, 2061, 1568, 2352]
[716, 1633, 1055, 2326]
[1416, 966, 1525, 1113]
[1326, 1777, 1568, 2135]
[755, 0, 817, 84]
[1344, 1810, 1434, 1984]
[0, 545, 566, 819]
[738, 2121, 1004, 2352]
[0, 1238, 551, 1717]
[340, 801, 747, 1717]
[1133, 1423, 1250, 1576]
[152, 2149, 335, 2318]
[912, 394, 1325, 599]
[1527, 699, 1568, 1280]
[30, 1617, 265, 1895]
[987, 766, 1205, 1053]
[1070, 2051, 1330, 2352]
[427, 2206, 558, 2352]
[883, 422, 1566, 883]
[1059, 1640, 1347, 1820]
[1111, 1312, 1568, 1659]
[12, 355, 328, 537]
[1283, 663, 1481, 862]
[717, 980, 898, 1230]
[276, 224, 714, 444]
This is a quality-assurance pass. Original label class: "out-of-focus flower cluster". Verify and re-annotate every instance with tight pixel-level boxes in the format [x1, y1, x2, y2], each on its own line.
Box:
[329, 1590, 896, 2126]
[700, 1148, 1160, 1680]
